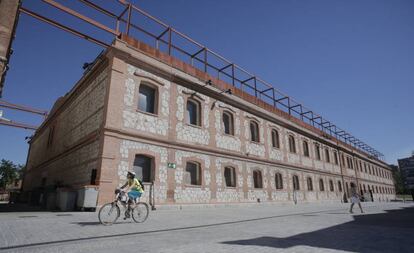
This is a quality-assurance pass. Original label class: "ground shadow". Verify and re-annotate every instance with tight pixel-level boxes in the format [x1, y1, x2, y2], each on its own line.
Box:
[0, 203, 43, 212]
[0, 207, 347, 250]
[222, 206, 414, 252]
[72, 221, 103, 226]
[0, 203, 84, 213]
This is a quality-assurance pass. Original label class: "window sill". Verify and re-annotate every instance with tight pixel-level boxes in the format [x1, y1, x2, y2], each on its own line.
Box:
[223, 133, 236, 137]
[136, 109, 158, 117]
[185, 123, 202, 129]
[249, 141, 262, 145]
[225, 186, 237, 189]
[185, 184, 202, 188]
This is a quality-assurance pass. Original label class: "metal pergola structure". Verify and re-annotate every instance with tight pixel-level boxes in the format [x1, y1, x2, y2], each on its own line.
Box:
[8, 0, 384, 160]
[0, 99, 47, 130]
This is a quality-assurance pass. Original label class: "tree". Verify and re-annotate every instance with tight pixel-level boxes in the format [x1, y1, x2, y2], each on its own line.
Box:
[392, 168, 406, 195]
[0, 159, 21, 190]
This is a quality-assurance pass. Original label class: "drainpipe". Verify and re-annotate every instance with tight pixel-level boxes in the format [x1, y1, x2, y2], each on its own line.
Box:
[351, 150, 361, 197]
[150, 181, 156, 210]
[335, 141, 347, 203]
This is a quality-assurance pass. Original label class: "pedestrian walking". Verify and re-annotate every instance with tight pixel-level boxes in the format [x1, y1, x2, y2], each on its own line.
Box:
[349, 184, 364, 214]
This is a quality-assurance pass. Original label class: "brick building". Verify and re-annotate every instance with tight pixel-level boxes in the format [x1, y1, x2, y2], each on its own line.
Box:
[22, 35, 395, 207]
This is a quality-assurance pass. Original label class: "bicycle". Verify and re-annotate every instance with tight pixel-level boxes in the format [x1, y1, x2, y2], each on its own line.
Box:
[98, 188, 149, 225]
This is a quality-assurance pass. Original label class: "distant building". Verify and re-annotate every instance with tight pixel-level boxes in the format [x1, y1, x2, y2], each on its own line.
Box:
[398, 153, 414, 190]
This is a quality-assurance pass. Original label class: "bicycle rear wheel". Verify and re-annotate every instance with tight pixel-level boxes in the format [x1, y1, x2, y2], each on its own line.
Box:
[98, 203, 120, 225]
[132, 202, 149, 223]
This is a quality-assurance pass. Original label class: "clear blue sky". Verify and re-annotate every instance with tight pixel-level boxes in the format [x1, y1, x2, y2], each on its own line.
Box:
[1, 0, 413, 165]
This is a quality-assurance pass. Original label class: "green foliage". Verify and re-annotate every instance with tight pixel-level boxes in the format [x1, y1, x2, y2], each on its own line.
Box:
[0, 159, 23, 189]
[392, 169, 406, 194]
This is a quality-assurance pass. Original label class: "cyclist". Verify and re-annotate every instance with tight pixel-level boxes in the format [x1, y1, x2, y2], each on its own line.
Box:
[121, 171, 144, 219]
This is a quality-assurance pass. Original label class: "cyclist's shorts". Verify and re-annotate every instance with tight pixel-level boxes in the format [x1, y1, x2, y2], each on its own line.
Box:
[128, 190, 142, 200]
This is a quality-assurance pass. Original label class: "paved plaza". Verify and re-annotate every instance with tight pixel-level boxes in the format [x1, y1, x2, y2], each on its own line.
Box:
[0, 202, 413, 253]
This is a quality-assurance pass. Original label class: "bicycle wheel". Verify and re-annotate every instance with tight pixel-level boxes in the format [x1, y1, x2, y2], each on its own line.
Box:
[98, 203, 120, 225]
[132, 202, 149, 223]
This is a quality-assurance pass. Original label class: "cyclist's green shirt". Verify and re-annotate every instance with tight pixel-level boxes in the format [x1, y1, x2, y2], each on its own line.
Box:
[128, 178, 144, 193]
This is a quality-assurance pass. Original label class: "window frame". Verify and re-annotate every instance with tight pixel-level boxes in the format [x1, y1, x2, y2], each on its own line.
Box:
[333, 151, 339, 165]
[271, 129, 280, 149]
[315, 143, 321, 160]
[338, 181, 342, 192]
[275, 172, 283, 190]
[224, 166, 237, 188]
[185, 161, 202, 186]
[329, 180, 334, 191]
[133, 154, 155, 183]
[288, 135, 296, 153]
[325, 148, 330, 163]
[137, 82, 158, 115]
[319, 178, 325, 191]
[222, 110, 235, 136]
[253, 169, 263, 189]
[186, 98, 202, 126]
[307, 177, 313, 191]
[292, 175, 300, 190]
[303, 140, 310, 157]
[249, 120, 260, 143]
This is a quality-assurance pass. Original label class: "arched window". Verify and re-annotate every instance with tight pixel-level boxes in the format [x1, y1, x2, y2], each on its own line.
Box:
[222, 111, 234, 135]
[346, 157, 352, 169]
[250, 121, 260, 142]
[315, 144, 321, 160]
[338, 181, 342, 192]
[186, 99, 201, 126]
[307, 177, 313, 191]
[329, 180, 334, 191]
[271, 129, 280, 148]
[363, 184, 366, 192]
[138, 83, 157, 114]
[319, 179, 325, 191]
[185, 161, 202, 185]
[133, 154, 155, 182]
[253, 170, 263, 188]
[303, 141, 310, 157]
[325, 148, 330, 163]
[293, 175, 300, 190]
[333, 151, 339, 165]
[224, 166, 236, 187]
[275, 173, 283, 189]
[288, 135, 296, 153]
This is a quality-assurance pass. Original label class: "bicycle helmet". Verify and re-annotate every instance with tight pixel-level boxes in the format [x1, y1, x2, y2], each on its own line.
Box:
[127, 171, 136, 178]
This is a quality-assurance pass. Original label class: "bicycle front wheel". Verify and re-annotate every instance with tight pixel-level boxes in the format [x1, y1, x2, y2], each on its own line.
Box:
[132, 202, 149, 223]
[98, 203, 120, 225]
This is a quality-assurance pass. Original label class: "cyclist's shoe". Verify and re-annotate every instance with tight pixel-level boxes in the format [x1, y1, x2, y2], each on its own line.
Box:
[124, 210, 131, 220]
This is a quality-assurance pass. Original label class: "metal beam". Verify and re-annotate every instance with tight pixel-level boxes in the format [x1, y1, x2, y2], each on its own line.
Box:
[20, 7, 110, 48]
[0, 119, 37, 130]
[0, 99, 48, 117]
[43, 0, 120, 36]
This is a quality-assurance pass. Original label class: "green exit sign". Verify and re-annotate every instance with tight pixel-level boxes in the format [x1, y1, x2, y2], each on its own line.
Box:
[167, 163, 176, 169]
